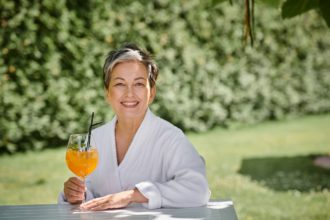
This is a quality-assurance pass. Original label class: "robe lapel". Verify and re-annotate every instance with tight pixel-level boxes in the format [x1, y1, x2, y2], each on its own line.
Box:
[117, 109, 154, 171]
[107, 116, 123, 193]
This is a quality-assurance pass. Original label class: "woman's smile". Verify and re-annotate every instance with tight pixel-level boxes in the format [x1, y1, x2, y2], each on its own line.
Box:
[121, 100, 139, 108]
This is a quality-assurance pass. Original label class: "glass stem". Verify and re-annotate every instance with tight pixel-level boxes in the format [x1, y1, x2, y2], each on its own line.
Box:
[82, 176, 86, 204]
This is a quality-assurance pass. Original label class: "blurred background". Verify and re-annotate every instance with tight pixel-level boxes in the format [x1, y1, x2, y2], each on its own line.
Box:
[1, 0, 329, 219]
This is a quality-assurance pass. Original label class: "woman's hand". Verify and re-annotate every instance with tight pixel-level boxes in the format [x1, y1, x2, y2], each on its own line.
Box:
[80, 188, 147, 211]
[63, 177, 86, 204]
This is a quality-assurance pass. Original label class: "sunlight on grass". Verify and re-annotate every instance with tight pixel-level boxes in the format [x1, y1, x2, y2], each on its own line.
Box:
[0, 114, 329, 220]
[189, 114, 330, 220]
[0, 149, 71, 205]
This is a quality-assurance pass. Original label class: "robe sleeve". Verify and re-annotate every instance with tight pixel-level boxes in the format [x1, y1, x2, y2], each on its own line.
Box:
[135, 132, 211, 209]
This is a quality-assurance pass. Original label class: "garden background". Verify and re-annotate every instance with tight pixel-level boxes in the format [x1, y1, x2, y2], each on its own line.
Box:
[1, 0, 330, 219]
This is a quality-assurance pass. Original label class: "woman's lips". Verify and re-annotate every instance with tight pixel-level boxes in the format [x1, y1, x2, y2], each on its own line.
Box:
[121, 101, 139, 108]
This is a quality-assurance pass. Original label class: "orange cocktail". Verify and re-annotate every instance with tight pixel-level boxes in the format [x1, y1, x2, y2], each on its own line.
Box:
[66, 148, 98, 178]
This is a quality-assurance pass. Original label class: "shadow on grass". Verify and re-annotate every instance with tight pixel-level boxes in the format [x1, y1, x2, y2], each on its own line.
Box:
[238, 154, 330, 192]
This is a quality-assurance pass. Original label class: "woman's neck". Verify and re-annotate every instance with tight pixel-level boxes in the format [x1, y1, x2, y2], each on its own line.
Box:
[116, 118, 141, 138]
[115, 110, 147, 138]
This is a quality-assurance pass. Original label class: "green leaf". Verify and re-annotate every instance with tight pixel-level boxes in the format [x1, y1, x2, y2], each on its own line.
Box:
[319, 0, 330, 28]
[256, 0, 284, 8]
[281, 0, 319, 19]
[209, 0, 230, 7]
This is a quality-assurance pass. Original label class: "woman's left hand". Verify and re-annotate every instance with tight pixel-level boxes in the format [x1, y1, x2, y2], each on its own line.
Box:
[80, 188, 147, 211]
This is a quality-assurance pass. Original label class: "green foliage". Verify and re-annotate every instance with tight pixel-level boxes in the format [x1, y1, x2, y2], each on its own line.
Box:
[264, 0, 330, 28]
[319, 0, 330, 27]
[281, 0, 318, 19]
[1, 0, 330, 152]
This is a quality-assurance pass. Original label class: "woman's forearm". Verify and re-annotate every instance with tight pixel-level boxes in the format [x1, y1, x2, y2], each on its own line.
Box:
[129, 188, 148, 203]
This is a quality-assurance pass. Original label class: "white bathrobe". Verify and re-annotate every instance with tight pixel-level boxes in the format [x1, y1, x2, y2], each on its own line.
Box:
[58, 109, 211, 209]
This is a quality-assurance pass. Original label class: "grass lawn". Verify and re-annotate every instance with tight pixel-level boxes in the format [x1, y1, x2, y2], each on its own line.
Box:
[1, 114, 330, 219]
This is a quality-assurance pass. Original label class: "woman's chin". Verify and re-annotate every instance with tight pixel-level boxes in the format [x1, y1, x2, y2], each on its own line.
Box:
[117, 107, 146, 119]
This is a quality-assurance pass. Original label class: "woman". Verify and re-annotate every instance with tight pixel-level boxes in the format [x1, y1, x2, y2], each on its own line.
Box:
[58, 43, 211, 210]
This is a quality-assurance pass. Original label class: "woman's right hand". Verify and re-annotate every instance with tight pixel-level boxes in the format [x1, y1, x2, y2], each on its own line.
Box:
[63, 177, 86, 204]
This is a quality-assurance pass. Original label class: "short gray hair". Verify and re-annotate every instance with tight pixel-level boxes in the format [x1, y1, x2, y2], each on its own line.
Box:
[103, 43, 159, 90]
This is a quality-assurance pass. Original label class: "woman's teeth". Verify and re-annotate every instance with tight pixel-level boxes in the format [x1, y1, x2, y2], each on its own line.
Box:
[121, 101, 139, 107]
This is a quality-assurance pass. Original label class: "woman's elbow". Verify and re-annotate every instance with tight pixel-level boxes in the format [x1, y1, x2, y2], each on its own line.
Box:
[194, 186, 211, 206]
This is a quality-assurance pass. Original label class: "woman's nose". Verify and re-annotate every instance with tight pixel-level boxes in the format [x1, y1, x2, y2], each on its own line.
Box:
[126, 85, 134, 96]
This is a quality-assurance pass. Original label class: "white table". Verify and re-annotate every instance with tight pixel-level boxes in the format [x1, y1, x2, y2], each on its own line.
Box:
[0, 201, 238, 220]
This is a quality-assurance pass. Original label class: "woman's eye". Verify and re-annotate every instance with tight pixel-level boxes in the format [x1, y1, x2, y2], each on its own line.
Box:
[135, 83, 145, 87]
[114, 83, 125, 87]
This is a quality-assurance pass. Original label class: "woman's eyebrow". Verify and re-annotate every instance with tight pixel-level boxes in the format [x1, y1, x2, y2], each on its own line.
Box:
[113, 77, 125, 81]
[134, 77, 146, 81]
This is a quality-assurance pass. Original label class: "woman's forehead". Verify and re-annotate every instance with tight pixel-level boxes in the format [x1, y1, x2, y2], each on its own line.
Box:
[111, 61, 148, 79]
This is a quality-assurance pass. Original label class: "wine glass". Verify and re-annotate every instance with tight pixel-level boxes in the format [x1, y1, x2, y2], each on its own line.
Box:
[66, 133, 98, 203]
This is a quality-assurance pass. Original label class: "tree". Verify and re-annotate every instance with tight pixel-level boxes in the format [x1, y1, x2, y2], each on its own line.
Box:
[212, 0, 330, 46]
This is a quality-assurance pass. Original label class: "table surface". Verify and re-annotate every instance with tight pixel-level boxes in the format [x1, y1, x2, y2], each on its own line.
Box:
[0, 201, 238, 220]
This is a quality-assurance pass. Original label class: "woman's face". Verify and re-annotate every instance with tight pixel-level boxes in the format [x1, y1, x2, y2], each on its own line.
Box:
[106, 61, 156, 120]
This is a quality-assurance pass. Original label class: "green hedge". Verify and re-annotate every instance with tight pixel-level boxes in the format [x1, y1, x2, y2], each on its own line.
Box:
[1, 0, 330, 152]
